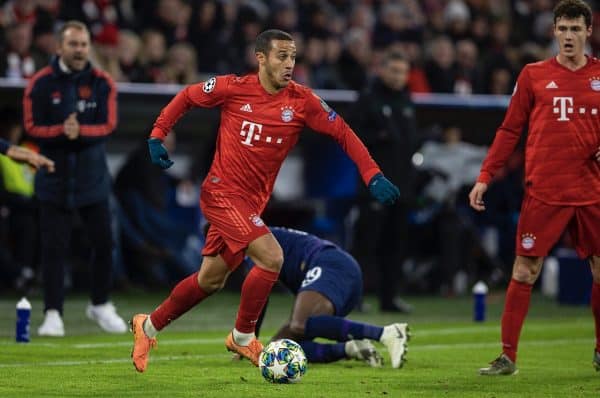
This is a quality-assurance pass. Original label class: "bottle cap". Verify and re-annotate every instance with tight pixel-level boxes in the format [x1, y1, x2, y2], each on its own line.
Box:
[16, 297, 31, 310]
[472, 281, 488, 294]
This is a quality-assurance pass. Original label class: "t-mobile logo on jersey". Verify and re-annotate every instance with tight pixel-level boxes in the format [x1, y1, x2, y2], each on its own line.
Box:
[240, 120, 284, 146]
[553, 97, 573, 121]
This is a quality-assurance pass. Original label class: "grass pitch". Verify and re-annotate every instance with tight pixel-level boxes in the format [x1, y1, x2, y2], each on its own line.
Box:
[0, 290, 598, 397]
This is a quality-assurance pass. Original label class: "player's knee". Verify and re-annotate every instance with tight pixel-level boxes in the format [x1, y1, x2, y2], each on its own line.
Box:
[261, 252, 284, 272]
[512, 260, 541, 283]
[197, 273, 225, 294]
[590, 256, 600, 283]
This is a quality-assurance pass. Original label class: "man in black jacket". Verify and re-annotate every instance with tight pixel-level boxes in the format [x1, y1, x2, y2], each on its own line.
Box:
[352, 51, 418, 313]
[23, 20, 126, 336]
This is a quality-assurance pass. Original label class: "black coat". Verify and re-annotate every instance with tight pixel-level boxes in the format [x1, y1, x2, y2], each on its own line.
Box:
[23, 57, 117, 208]
[352, 78, 419, 201]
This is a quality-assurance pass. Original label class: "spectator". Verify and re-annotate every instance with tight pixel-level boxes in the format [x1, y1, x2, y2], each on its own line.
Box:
[338, 27, 371, 90]
[158, 42, 198, 84]
[454, 39, 484, 94]
[117, 29, 148, 82]
[424, 35, 457, 93]
[91, 23, 124, 81]
[138, 29, 167, 82]
[352, 51, 418, 313]
[23, 20, 126, 337]
[0, 22, 38, 79]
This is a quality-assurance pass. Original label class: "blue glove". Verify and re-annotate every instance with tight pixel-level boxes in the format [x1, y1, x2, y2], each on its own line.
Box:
[368, 173, 400, 205]
[147, 137, 174, 169]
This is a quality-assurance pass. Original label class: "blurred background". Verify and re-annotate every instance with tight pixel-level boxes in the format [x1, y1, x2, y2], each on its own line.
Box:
[0, 0, 594, 306]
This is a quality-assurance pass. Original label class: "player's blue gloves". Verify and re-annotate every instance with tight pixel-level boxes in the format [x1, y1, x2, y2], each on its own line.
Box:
[148, 137, 173, 169]
[368, 173, 400, 205]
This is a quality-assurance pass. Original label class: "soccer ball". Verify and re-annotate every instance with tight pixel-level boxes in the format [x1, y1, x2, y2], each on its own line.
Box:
[258, 339, 307, 383]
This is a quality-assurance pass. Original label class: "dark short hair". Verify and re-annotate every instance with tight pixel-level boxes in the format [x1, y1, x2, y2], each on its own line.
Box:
[58, 20, 89, 43]
[381, 50, 408, 66]
[255, 29, 294, 55]
[554, 0, 593, 27]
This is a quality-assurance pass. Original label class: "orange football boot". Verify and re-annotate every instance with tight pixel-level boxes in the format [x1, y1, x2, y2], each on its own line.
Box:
[225, 331, 263, 366]
[130, 314, 157, 372]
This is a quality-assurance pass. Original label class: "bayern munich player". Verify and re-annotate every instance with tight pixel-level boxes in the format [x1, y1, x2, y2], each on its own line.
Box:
[130, 29, 400, 372]
[470, 0, 600, 375]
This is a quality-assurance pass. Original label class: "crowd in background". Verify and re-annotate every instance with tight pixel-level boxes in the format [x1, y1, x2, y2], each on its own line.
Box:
[0, 0, 585, 299]
[0, 0, 598, 94]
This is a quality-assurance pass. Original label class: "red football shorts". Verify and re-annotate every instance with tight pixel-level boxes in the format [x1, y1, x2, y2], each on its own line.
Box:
[200, 189, 270, 269]
[516, 193, 600, 258]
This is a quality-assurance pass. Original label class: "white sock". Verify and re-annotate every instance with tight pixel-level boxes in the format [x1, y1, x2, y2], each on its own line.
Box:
[344, 341, 356, 358]
[232, 328, 255, 346]
[379, 325, 392, 343]
[143, 316, 158, 338]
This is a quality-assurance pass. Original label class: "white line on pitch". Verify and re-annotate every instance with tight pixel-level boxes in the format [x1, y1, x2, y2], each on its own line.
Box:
[0, 338, 592, 368]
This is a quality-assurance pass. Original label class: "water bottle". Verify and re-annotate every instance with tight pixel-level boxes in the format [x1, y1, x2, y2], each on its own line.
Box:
[16, 297, 31, 343]
[472, 281, 488, 322]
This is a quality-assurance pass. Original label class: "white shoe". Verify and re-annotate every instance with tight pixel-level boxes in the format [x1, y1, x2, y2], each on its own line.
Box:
[345, 339, 383, 367]
[38, 309, 65, 337]
[380, 323, 410, 369]
[86, 302, 127, 333]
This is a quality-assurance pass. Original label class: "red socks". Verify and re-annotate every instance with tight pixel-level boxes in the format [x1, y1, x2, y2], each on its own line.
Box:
[235, 266, 279, 333]
[150, 272, 208, 331]
[592, 282, 600, 353]
[501, 279, 533, 363]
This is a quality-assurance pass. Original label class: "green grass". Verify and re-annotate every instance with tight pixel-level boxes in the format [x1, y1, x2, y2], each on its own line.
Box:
[0, 291, 598, 397]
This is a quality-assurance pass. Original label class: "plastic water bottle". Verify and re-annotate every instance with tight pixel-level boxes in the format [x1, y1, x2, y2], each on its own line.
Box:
[472, 281, 488, 322]
[16, 297, 31, 343]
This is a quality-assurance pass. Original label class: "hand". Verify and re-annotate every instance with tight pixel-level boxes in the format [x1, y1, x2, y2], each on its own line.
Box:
[148, 137, 174, 169]
[6, 146, 55, 172]
[468, 182, 488, 211]
[368, 173, 400, 205]
[596, 146, 600, 162]
[63, 113, 79, 140]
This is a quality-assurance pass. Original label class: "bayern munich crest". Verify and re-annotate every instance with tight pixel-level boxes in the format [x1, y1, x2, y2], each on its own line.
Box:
[590, 78, 600, 91]
[281, 106, 294, 122]
[521, 233, 536, 250]
[250, 214, 265, 227]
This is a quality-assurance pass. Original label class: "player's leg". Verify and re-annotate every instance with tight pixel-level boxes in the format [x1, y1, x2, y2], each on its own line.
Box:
[226, 232, 282, 365]
[131, 254, 230, 372]
[480, 195, 573, 376]
[301, 249, 409, 367]
[272, 290, 379, 365]
[590, 256, 600, 371]
[571, 203, 600, 371]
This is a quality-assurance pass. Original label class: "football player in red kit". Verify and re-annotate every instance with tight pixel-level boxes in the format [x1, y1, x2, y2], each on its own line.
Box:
[469, 0, 600, 375]
[130, 29, 400, 372]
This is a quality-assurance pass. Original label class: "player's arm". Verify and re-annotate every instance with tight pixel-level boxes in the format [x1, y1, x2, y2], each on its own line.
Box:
[148, 76, 230, 168]
[469, 67, 534, 211]
[3, 143, 55, 172]
[304, 93, 399, 205]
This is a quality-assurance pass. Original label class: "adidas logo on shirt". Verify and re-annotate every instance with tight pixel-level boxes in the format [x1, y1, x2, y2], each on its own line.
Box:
[240, 104, 253, 112]
[545, 81, 558, 89]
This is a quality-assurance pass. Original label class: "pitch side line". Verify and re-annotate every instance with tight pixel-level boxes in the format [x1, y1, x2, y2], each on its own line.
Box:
[0, 353, 230, 368]
[0, 338, 592, 368]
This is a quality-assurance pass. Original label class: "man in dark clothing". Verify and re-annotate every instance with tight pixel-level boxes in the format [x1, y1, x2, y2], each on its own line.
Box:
[352, 51, 418, 313]
[23, 20, 126, 336]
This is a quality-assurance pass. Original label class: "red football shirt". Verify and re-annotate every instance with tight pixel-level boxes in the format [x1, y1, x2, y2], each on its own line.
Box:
[151, 74, 381, 211]
[478, 56, 600, 205]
